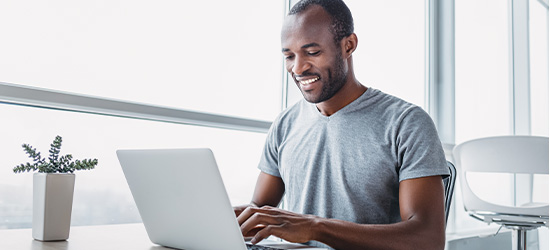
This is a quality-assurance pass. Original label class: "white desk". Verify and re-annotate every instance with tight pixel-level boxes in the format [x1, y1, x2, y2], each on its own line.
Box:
[0, 223, 326, 250]
[0, 223, 170, 250]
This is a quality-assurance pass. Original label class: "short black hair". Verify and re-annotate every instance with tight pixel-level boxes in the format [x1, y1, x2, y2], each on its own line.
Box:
[289, 0, 354, 45]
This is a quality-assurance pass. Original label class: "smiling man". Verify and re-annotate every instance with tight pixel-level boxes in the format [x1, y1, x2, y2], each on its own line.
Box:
[235, 0, 450, 249]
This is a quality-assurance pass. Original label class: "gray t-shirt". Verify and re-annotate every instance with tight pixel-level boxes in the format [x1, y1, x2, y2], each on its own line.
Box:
[258, 88, 449, 248]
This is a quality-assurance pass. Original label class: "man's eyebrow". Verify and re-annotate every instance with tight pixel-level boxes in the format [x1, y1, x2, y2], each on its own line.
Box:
[301, 43, 320, 49]
[282, 43, 321, 53]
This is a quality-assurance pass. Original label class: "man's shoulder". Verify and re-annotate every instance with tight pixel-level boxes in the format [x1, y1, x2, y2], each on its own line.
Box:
[358, 88, 425, 121]
[368, 88, 416, 109]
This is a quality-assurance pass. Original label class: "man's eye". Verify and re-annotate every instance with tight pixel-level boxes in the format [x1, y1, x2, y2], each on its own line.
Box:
[308, 51, 320, 56]
[285, 55, 294, 60]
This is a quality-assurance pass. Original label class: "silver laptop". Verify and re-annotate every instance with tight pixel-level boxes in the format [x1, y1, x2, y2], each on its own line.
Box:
[117, 148, 326, 250]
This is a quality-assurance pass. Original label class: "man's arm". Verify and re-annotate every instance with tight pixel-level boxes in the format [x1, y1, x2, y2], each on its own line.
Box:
[238, 175, 446, 250]
[234, 172, 285, 217]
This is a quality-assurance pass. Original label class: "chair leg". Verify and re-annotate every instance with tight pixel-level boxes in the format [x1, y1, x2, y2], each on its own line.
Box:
[512, 229, 528, 250]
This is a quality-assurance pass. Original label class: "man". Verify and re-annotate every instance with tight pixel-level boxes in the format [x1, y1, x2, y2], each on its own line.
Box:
[235, 0, 449, 249]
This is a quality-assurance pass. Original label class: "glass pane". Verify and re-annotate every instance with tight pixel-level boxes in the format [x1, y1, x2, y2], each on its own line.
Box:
[0, 1, 284, 121]
[286, 0, 426, 108]
[0, 104, 266, 229]
[533, 174, 549, 204]
[529, 0, 549, 136]
[454, 0, 511, 232]
[455, 0, 511, 144]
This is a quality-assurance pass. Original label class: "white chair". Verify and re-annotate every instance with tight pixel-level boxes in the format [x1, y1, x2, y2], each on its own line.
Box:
[453, 136, 549, 250]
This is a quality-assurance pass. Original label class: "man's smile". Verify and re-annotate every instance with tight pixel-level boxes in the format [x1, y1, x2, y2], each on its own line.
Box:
[297, 76, 320, 86]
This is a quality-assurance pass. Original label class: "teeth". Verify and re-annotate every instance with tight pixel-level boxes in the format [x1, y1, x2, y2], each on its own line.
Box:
[299, 77, 319, 85]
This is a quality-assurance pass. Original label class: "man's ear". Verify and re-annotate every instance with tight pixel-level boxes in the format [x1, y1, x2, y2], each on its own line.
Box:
[342, 33, 358, 59]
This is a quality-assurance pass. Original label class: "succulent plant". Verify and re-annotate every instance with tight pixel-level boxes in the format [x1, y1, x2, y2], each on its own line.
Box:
[13, 135, 98, 174]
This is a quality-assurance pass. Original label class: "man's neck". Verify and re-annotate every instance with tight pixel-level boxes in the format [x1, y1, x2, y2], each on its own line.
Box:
[316, 80, 367, 117]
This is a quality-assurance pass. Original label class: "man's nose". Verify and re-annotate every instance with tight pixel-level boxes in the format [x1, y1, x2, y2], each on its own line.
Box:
[291, 56, 310, 75]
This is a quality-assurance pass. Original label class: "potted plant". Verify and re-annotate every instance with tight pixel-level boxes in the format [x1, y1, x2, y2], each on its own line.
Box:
[13, 135, 98, 241]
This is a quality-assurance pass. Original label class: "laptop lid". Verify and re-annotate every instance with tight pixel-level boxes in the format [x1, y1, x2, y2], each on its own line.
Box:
[117, 148, 248, 250]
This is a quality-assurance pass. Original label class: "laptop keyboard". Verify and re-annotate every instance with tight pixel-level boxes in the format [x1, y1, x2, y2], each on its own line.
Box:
[246, 243, 286, 250]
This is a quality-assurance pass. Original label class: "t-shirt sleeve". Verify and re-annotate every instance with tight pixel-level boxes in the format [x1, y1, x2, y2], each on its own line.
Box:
[396, 107, 449, 182]
[257, 121, 282, 177]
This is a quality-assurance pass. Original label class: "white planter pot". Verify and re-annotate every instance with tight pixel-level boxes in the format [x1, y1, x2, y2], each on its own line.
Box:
[32, 173, 75, 241]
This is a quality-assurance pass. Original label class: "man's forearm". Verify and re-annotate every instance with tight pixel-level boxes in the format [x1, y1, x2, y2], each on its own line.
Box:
[239, 177, 447, 249]
[314, 216, 445, 250]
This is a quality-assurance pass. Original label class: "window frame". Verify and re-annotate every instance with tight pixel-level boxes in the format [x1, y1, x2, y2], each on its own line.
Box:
[0, 82, 271, 134]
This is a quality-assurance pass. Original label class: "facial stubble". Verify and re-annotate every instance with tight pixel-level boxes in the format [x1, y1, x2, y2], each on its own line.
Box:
[300, 52, 347, 104]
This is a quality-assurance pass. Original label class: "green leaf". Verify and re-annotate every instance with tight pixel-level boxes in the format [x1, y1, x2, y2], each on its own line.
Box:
[14, 135, 98, 174]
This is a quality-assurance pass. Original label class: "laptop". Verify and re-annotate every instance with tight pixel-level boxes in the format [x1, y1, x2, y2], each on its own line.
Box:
[117, 148, 327, 250]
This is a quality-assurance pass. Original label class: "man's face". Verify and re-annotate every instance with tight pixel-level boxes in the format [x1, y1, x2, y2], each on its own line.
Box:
[281, 6, 348, 104]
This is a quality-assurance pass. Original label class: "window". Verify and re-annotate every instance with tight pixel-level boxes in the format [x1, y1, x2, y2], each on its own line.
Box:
[529, 0, 549, 137]
[0, 0, 284, 121]
[0, 0, 285, 229]
[455, 0, 511, 145]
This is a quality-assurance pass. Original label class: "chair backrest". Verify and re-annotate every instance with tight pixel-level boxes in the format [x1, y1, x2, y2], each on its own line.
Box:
[454, 136, 548, 174]
[443, 161, 456, 225]
[453, 135, 549, 217]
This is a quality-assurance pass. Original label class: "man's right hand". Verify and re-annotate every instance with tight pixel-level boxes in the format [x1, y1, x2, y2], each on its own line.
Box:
[233, 172, 286, 240]
[233, 203, 258, 218]
[234, 203, 259, 241]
